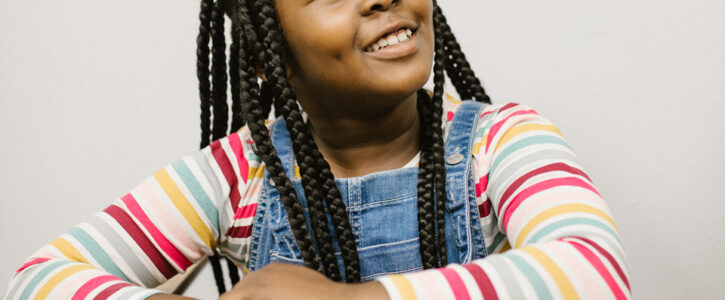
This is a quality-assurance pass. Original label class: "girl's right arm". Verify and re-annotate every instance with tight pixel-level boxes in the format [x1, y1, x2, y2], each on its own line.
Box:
[3, 128, 264, 299]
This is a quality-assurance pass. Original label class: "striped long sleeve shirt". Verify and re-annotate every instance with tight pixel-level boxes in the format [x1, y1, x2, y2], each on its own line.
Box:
[4, 97, 630, 299]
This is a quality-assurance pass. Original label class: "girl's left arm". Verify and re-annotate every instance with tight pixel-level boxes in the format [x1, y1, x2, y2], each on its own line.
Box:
[376, 103, 630, 299]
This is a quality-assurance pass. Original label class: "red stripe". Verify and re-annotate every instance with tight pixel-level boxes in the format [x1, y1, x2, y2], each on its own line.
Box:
[575, 237, 630, 291]
[120, 194, 193, 270]
[478, 200, 491, 218]
[93, 282, 131, 300]
[104, 205, 177, 279]
[227, 133, 250, 184]
[234, 203, 258, 220]
[462, 263, 499, 300]
[484, 109, 537, 153]
[210, 140, 241, 211]
[565, 239, 627, 300]
[480, 110, 494, 119]
[502, 177, 600, 231]
[71, 275, 120, 300]
[498, 103, 519, 113]
[439, 268, 471, 300]
[15, 258, 50, 273]
[498, 162, 592, 214]
[225, 225, 253, 238]
[475, 174, 488, 197]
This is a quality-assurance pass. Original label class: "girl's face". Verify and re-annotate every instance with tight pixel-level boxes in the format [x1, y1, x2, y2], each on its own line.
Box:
[274, 0, 434, 114]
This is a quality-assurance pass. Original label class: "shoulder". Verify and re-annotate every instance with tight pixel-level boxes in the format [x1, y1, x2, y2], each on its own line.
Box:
[442, 96, 562, 159]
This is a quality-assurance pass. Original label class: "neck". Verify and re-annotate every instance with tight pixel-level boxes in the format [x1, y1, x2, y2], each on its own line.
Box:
[302, 93, 420, 178]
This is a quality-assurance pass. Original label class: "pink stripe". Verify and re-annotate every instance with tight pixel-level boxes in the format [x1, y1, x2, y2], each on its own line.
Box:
[485, 109, 537, 153]
[566, 239, 627, 300]
[439, 268, 472, 300]
[227, 133, 250, 184]
[502, 177, 600, 231]
[120, 194, 193, 270]
[480, 110, 494, 118]
[234, 203, 258, 220]
[15, 257, 50, 273]
[71, 275, 119, 300]
[475, 175, 488, 197]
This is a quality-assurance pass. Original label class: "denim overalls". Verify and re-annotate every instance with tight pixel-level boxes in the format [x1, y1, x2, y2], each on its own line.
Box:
[247, 101, 488, 281]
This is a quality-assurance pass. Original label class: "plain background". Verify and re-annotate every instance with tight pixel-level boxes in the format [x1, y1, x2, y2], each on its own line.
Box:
[2, 0, 724, 299]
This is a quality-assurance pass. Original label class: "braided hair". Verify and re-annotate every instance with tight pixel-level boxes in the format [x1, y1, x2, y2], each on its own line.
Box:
[196, 0, 491, 294]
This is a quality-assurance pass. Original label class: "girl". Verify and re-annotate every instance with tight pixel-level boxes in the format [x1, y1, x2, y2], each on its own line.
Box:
[4, 0, 630, 299]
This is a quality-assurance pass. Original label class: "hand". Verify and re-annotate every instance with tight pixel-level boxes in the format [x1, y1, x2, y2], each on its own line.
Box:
[219, 262, 389, 300]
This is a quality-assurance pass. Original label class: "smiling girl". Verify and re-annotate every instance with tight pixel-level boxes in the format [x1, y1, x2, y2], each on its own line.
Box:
[4, 0, 630, 299]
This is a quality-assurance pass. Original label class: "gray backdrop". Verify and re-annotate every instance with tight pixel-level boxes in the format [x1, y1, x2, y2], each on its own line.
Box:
[1, 0, 723, 299]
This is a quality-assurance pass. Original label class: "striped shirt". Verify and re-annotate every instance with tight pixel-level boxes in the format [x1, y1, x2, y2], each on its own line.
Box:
[4, 96, 629, 299]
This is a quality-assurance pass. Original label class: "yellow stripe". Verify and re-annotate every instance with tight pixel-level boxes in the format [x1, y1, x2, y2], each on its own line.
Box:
[389, 275, 418, 299]
[516, 203, 617, 248]
[522, 247, 580, 300]
[154, 169, 217, 249]
[294, 165, 301, 179]
[50, 238, 89, 264]
[34, 264, 94, 299]
[445, 93, 462, 105]
[494, 123, 562, 153]
[499, 241, 512, 253]
[248, 166, 265, 180]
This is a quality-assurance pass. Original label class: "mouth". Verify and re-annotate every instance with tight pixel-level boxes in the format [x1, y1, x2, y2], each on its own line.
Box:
[364, 27, 417, 53]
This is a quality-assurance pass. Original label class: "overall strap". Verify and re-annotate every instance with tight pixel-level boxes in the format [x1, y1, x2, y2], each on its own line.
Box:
[269, 118, 296, 179]
[443, 100, 489, 263]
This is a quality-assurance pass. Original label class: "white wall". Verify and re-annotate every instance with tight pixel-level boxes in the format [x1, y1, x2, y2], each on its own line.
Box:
[1, 0, 723, 299]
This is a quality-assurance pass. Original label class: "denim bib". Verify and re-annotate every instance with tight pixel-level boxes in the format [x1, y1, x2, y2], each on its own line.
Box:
[247, 101, 488, 282]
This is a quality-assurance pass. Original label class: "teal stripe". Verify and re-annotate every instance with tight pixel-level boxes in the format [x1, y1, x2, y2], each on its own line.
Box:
[508, 253, 554, 300]
[487, 257, 527, 299]
[529, 218, 622, 246]
[17, 260, 68, 299]
[491, 135, 571, 175]
[68, 227, 129, 281]
[172, 160, 219, 229]
[487, 232, 507, 254]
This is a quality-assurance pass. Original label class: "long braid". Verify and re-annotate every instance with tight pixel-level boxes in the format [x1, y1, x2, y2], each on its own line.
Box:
[431, 4, 449, 266]
[415, 89, 440, 269]
[233, 1, 323, 273]
[197, 0, 213, 148]
[196, 0, 229, 294]
[211, 0, 229, 140]
[255, 1, 356, 281]
[229, 22, 244, 133]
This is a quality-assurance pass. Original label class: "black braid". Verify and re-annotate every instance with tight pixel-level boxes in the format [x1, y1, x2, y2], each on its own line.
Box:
[415, 89, 439, 269]
[197, 0, 213, 148]
[229, 22, 244, 133]
[254, 2, 353, 281]
[211, 0, 229, 140]
[237, 1, 323, 274]
[196, 0, 230, 294]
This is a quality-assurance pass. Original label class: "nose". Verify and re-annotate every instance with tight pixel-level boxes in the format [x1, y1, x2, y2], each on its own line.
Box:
[360, 0, 397, 16]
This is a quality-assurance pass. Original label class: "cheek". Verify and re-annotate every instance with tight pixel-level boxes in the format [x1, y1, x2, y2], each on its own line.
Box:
[286, 14, 356, 65]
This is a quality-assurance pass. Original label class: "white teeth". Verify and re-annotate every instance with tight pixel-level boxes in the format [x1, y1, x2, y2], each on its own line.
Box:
[366, 28, 415, 52]
[397, 31, 409, 42]
[387, 35, 399, 46]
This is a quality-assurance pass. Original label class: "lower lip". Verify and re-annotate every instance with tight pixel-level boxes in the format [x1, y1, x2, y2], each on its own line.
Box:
[364, 32, 419, 60]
